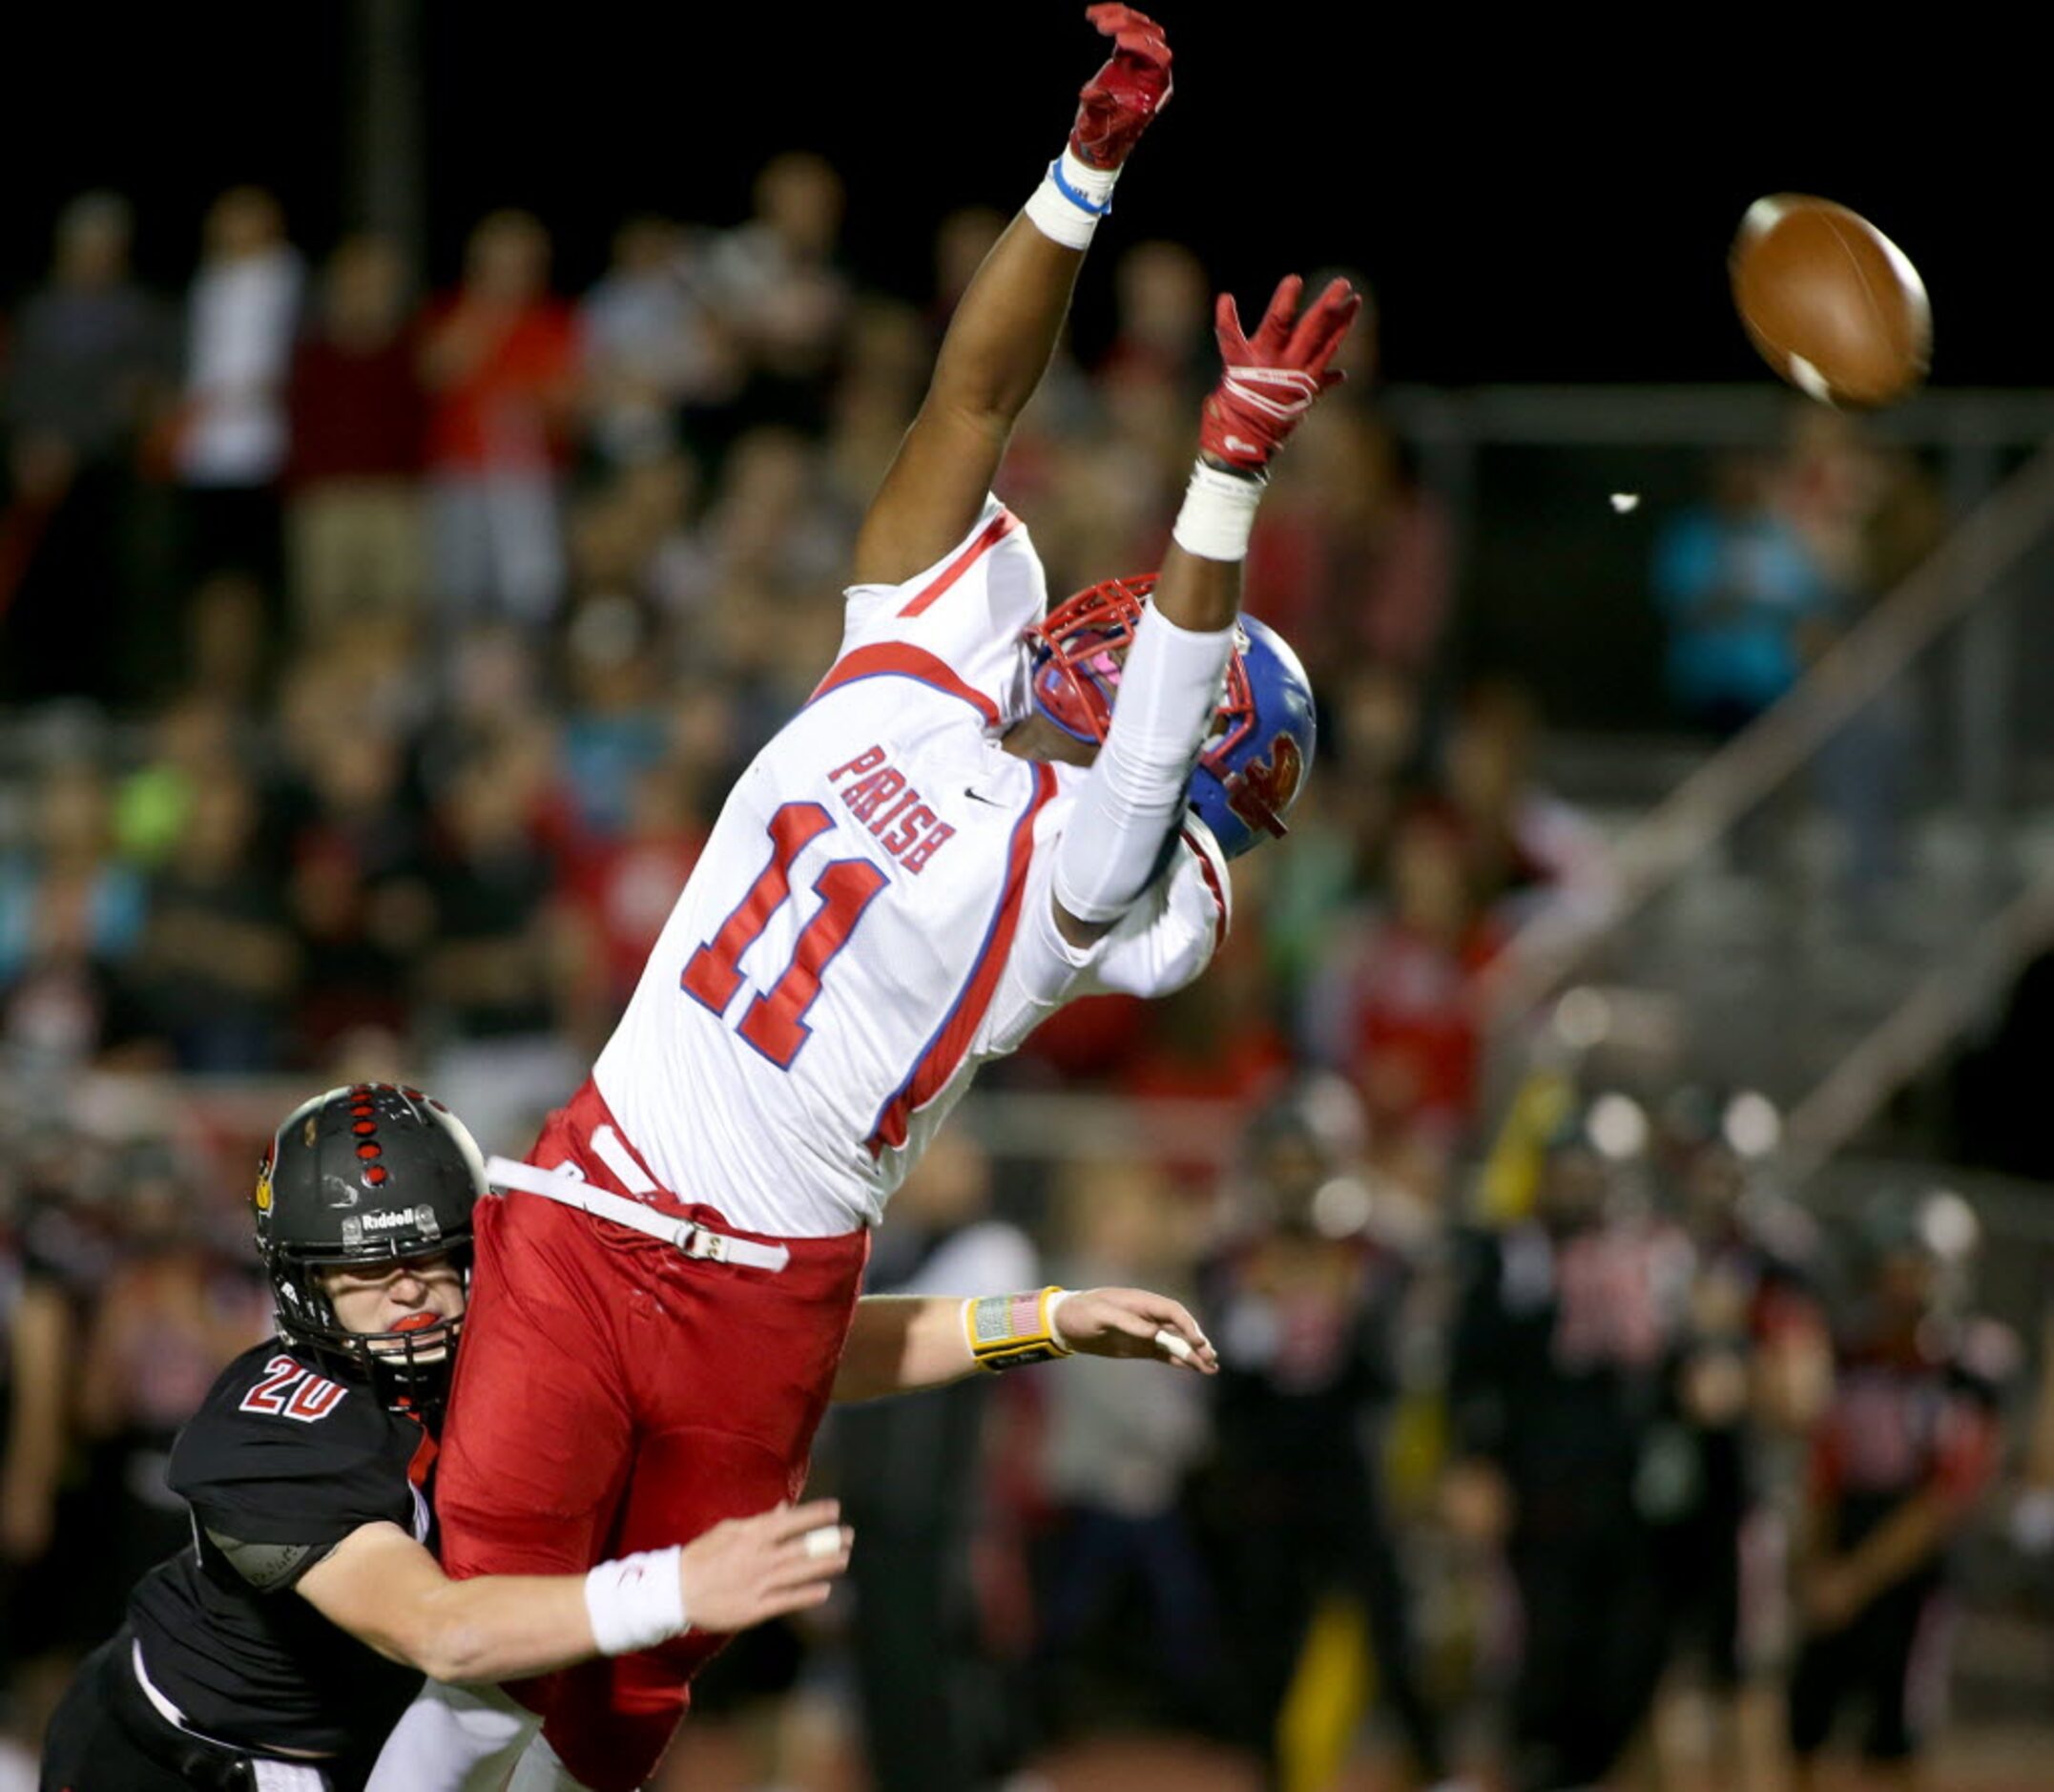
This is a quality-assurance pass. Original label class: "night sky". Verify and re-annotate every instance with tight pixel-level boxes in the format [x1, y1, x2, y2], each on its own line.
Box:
[3, 6, 2034, 389]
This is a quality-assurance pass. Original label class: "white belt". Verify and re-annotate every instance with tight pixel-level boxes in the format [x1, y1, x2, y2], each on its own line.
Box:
[487, 1145, 792, 1273]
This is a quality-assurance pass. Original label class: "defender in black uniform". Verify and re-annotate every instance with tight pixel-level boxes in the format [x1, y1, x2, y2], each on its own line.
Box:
[1787, 1190, 2011, 1788]
[1444, 1098, 1692, 1792]
[41, 1085, 853, 1791]
[1201, 1082, 1450, 1787]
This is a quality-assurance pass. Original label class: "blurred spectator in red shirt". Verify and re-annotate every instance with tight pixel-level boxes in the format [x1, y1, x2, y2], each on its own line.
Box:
[174, 187, 304, 592]
[1, 191, 174, 701]
[285, 235, 426, 638]
[557, 760, 707, 1044]
[422, 211, 580, 628]
[1306, 809, 1503, 1195]
[1437, 678, 1618, 938]
[1118, 924, 1292, 1187]
[1011, 991, 1151, 1087]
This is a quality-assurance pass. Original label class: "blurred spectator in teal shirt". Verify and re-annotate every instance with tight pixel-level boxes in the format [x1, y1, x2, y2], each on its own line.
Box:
[1652, 452, 1839, 737]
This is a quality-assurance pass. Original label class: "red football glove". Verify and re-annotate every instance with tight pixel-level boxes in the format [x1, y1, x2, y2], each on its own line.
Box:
[1070, 5, 1173, 170]
[1199, 275, 1363, 473]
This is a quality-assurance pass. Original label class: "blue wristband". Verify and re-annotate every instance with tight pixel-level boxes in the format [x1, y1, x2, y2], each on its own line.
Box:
[1048, 156, 1113, 219]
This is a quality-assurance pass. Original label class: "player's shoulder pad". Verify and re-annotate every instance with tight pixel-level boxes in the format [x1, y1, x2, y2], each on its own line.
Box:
[172, 1340, 388, 1498]
[843, 494, 1027, 612]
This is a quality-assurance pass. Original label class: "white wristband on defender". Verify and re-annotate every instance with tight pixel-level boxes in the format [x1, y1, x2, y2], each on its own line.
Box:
[1172, 461, 1266, 561]
[585, 1546, 687, 1656]
[1024, 147, 1121, 251]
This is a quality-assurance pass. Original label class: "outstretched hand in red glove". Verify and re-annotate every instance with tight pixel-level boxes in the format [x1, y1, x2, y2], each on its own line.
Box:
[1070, 4, 1173, 170]
[1199, 275, 1363, 473]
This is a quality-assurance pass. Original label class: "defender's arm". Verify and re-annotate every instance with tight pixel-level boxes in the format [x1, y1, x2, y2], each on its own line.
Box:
[294, 1499, 850, 1683]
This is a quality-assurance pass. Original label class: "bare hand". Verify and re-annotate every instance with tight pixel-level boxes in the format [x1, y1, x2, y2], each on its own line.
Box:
[678, 1499, 852, 1634]
[1054, 1287, 1217, 1374]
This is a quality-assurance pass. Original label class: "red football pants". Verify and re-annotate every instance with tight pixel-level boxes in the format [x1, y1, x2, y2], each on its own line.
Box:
[433, 1080, 869, 1792]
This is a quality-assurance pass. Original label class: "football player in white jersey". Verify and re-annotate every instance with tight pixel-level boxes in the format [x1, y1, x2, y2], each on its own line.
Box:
[372, 7, 1358, 1787]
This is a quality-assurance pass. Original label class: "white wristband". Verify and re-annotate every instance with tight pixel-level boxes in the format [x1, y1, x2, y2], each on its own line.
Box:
[1024, 147, 1121, 251]
[1172, 461, 1266, 562]
[1048, 1288, 1077, 1349]
[584, 1546, 688, 1656]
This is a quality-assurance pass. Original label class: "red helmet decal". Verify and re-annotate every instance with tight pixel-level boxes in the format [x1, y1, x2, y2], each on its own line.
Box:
[1222, 732, 1304, 840]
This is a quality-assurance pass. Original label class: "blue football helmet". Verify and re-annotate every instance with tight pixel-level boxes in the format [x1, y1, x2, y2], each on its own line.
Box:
[1022, 574, 1317, 859]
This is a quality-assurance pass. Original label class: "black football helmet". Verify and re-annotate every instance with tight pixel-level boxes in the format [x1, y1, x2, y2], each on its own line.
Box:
[253, 1083, 486, 1416]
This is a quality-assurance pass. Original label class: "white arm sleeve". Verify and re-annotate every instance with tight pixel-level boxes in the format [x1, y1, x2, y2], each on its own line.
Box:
[1050, 607, 1234, 927]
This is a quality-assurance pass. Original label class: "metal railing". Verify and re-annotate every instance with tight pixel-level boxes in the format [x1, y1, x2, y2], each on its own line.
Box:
[1366, 385, 2054, 1166]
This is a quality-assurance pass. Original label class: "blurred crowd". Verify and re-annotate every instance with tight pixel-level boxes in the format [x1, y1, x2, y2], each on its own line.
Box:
[0, 169, 2046, 1792]
[0, 171, 1622, 1190]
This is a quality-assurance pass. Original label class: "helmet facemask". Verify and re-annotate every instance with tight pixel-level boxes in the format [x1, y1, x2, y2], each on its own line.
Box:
[265, 1232, 473, 1419]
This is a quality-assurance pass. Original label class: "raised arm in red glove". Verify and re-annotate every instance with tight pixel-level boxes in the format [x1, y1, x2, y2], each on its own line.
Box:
[1199, 274, 1363, 474]
[854, 9, 1176, 585]
[1026, 6, 1174, 249]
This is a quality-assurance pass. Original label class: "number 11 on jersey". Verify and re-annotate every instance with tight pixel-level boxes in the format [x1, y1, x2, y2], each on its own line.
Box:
[682, 802, 889, 1070]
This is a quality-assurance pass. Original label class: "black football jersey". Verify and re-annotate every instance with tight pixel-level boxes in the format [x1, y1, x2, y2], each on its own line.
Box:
[124, 1338, 434, 1763]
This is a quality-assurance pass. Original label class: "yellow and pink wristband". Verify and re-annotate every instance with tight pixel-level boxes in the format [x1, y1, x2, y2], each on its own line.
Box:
[964, 1287, 1076, 1372]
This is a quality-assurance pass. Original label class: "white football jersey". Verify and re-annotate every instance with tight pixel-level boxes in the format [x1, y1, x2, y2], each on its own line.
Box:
[594, 499, 1230, 1236]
